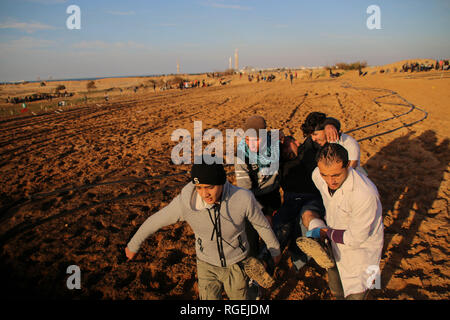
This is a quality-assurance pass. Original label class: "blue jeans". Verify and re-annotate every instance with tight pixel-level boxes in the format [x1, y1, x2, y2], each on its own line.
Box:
[270, 192, 325, 271]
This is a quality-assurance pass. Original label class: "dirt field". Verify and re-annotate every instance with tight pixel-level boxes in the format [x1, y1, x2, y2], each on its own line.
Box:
[0, 65, 449, 300]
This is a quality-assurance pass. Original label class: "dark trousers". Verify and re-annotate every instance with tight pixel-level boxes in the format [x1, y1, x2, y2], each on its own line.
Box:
[246, 189, 281, 258]
[271, 192, 325, 270]
[327, 266, 370, 300]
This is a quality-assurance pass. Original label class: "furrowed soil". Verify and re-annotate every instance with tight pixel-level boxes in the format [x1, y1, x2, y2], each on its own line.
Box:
[0, 68, 448, 300]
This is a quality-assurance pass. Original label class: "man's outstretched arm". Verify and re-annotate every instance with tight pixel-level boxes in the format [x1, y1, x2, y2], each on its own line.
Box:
[126, 195, 183, 259]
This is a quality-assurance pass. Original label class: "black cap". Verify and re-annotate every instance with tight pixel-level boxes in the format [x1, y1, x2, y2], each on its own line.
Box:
[191, 163, 226, 186]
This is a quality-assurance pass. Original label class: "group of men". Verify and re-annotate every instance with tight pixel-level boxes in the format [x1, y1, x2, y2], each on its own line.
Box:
[402, 62, 434, 73]
[125, 111, 384, 301]
[179, 79, 207, 90]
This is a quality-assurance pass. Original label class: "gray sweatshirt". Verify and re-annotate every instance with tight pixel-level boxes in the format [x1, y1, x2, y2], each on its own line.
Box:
[127, 181, 281, 267]
[235, 162, 280, 197]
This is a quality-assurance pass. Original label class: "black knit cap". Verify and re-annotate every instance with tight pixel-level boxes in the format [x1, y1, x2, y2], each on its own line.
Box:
[191, 163, 226, 186]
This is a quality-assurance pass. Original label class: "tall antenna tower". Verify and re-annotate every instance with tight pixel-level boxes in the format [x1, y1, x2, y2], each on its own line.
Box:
[177, 60, 180, 74]
[234, 49, 239, 71]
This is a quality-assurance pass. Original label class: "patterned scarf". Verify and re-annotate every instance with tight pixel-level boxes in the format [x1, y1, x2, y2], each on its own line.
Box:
[237, 131, 280, 169]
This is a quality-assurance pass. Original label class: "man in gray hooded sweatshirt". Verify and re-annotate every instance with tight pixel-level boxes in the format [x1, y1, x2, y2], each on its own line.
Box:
[125, 162, 281, 300]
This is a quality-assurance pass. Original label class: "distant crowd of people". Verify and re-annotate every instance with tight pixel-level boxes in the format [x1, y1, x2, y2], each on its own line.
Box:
[248, 74, 277, 82]
[436, 59, 449, 70]
[6, 91, 73, 104]
[402, 60, 449, 72]
[284, 71, 297, 82]
[179, 79, 209, 89]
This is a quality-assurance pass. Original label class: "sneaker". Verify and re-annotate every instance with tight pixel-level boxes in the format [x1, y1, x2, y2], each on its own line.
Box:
[295, 237, 335, 269]
[242, 256, 275, 289]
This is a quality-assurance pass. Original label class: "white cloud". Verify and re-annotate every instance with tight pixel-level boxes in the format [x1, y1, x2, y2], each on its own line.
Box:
[0, 37, 56, 51]
[0, 19, 56, 33]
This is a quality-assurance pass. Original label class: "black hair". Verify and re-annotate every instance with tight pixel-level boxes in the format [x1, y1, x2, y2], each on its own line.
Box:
[324, 117, 341, 133]
[301, 112, 342, 137]
[301, 112, 326, 137]
[316, 143, 349, 168]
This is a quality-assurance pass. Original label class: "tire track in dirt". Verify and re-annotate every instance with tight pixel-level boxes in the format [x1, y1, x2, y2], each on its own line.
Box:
[0, 89, 193, 129]
[278, 93, 309, 132]
[0, 86, 275, 233]
[0, 91, 199, 145]
[0, 88, 247, 165]
[341, 82, 428, 142]
[0, 78, 440, 300]
[0, 88, 221, 151]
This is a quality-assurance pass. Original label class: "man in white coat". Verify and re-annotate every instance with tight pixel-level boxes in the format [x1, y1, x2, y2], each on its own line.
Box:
[296, 143, 383, 299]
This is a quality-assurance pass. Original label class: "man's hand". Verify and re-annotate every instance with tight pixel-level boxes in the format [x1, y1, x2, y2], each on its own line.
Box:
[125, 247, 136, 260]
[306, 227, 329, 241]
[324, 124, 339, 143]
[319, 228, 329, 241]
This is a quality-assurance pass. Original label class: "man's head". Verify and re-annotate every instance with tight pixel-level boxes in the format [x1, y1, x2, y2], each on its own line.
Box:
[301, 112, 341, 147]
[244, 115, 267, 153]
[301, 112, 326, 137]
[316, 143, 349, 191]
[191, 163, 226, 204]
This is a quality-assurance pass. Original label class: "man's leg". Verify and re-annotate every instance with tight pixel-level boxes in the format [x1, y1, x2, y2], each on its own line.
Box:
[197, 259, 224, 300]
[278, 196, 309, 271]
[296, 196, 335, 269]
[327, 266, 345, 300]
[288, 213, 309, 271]
[243, 190, 281, 299]
[271, 199, 298, 252]
[259, 194, 305, 272]
[256, 189, 282, 223]
[246, 190, 281, 258]
[301, 209, 326, 232]
[223, 263, 249, 300]
[297, 195, 327, 241]
[345, 290, 370, 300]
[326, 255, 370, 300]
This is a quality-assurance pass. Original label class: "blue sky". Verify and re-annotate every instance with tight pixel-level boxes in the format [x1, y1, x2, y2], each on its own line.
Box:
[0, 0, 449, 81]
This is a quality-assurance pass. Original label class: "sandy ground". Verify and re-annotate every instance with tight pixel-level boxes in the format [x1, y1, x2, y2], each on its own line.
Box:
[0, 65, 448, 300]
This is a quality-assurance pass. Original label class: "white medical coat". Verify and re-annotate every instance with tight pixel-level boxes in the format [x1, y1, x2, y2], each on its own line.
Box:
[312, 167, 384, 297]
